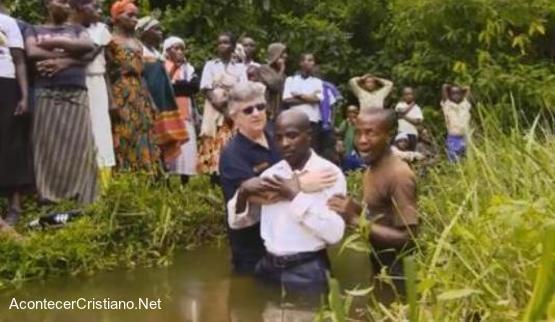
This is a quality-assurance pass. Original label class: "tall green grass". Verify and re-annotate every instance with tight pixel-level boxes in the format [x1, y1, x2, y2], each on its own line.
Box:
[328, 104, 555, 321]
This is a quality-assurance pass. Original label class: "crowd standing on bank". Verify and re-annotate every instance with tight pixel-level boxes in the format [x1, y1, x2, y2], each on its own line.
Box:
[0, 0, 475, 303]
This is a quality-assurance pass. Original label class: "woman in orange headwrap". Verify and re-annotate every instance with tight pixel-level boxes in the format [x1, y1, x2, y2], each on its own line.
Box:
[110, 0, 136, 20]
[106, 0, 162, 174]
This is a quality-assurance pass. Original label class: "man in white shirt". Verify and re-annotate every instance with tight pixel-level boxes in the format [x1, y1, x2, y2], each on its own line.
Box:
[228, 109, 346, 294]
[282, 54, 328, 155]
[394, 87, 423, 151]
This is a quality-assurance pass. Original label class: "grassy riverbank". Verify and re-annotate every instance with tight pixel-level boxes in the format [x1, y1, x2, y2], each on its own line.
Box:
[0, 175, 227, 289]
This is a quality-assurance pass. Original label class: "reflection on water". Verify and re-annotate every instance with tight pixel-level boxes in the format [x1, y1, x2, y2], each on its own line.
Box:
[0, 245, 372, 322]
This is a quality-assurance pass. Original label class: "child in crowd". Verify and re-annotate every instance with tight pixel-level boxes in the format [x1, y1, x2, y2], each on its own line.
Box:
[392, 133, 425, 162]
[336, 105, 358, 157]
[394, 87, 423, 151]
[441, 84, 472, 162]
[348, 74, 393, 112]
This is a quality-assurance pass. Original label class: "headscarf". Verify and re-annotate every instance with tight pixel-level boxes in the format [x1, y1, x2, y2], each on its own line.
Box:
[110, 0, 137, 20]
[266, 42, 286, 65]
[135, 16, 160, 35]
[163, 36, 185, 58]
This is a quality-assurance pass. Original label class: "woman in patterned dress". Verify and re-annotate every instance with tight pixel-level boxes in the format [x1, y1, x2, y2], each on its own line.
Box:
[106, 0, 161, 174]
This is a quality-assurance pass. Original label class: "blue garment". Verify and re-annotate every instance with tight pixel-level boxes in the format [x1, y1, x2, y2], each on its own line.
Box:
[320, 81, 342, 131]
[446, 135, 466, 162]
[219, 130, 282, 273]
[342, 150, 365, 173]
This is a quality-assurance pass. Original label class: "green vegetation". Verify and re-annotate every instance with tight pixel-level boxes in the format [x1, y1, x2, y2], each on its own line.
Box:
[319, 105, 555, 321]
[0, 175, 226, 289]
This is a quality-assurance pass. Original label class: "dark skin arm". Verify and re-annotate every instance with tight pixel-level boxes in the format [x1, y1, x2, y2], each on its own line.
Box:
[36, 57, 86, 78]
[369, 224, 416, 249]
[402, 113, 423, 126]
[462, 85, 474, 104]
[283, 92, 321, 107]
[327, 195, 416, 250]
[80, 44, 103, 63]
[37, 33, 95, 56]
[234, 177, 282, 213]
[234, 171, 339, 213]
[441, 83, 450, 103]
[11, 48, 29, 115]
[103, 49, 118, 112]
[25, 35, 68, 60]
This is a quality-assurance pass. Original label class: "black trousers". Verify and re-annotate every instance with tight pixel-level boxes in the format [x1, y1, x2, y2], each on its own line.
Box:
[228, 223, 266, 274]
[255, 250, 330, 297]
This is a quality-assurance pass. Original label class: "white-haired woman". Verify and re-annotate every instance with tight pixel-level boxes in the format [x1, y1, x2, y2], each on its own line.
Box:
[163, 36, 200, 185]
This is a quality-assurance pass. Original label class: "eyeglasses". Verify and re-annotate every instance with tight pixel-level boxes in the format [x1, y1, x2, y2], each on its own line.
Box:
[242, 103, 266, 115]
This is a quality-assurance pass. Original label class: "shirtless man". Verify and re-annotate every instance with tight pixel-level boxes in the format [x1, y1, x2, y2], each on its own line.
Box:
[328, 109, 418, 292]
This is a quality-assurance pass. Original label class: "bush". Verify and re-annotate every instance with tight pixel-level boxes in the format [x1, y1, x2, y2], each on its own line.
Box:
[0, 174, 226, 288]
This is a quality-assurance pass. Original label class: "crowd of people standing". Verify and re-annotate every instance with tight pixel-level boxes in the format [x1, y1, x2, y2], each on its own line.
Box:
[0, 0, 475, 304]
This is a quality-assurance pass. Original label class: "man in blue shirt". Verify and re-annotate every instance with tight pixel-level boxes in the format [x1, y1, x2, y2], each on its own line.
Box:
[219, 82, 281, 274]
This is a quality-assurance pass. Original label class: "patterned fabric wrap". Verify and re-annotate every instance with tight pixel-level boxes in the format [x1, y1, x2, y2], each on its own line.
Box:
[142, 58, 188, 163]
[153, 110, 189, 161]
[32, 88, 99, 204]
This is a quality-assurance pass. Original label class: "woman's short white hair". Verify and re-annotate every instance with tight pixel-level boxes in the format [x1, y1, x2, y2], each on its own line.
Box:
[228, 82, 267, 116]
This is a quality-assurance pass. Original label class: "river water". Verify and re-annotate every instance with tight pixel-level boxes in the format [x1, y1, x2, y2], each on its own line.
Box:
[0, 245, 377, 322]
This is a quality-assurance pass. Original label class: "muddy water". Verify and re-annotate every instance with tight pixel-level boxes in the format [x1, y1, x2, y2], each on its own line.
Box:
[0, 245, 374, 322]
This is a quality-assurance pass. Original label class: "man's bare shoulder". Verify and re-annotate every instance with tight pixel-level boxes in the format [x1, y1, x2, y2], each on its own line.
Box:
[388, 155, 417, 182]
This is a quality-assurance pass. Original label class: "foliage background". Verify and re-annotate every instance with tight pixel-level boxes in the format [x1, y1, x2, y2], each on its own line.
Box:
[6, 0, 555, 131]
